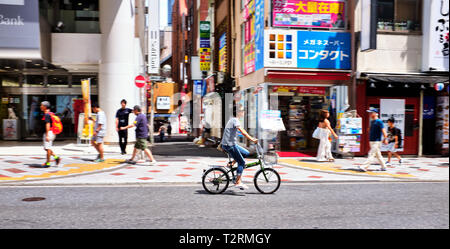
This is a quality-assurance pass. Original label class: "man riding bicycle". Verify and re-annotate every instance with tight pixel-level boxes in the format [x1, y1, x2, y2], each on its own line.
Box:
[221, 105, 258, 190]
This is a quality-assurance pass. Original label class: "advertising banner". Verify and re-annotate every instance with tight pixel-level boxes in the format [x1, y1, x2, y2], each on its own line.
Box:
[199, 21, 211, 72]
[272, 0, 346, 28]
[0, 0, 40, 58]
[264, 29, 351, 69]
[148, 0, 160, 74]
[422, 0, 449, 72]
[243, 0, 264, 75]
[380, 99, 405, 152]
[219, 33, 227, 72]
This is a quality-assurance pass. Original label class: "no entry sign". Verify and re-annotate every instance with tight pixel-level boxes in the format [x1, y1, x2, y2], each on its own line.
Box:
[135, 75, 147, 88]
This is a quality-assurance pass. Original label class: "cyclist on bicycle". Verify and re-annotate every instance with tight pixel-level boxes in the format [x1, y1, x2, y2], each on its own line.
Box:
[221, 105, 258, 190]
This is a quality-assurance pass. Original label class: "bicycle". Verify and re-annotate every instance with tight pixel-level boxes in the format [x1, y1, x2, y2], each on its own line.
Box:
[202, 143, 281, 194]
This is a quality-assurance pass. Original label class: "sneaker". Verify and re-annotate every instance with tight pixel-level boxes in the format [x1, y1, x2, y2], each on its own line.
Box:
[358, 166, 367, 172]
[125, 159, 137, 164]
[42, 162, 51, 168]
[399, 159, 403, 164]
[55, 156, 61, 166]
[379, 167, 387, 171]
[94, 158, 105, 163]
[234, 182, 249, 190]
[385, 161, 391, 166]
[149, 160, 158, 166]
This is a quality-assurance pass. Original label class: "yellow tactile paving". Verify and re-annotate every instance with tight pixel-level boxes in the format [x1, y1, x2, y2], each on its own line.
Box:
[0, 159, 124, 181]
[279, 159, 416, 179]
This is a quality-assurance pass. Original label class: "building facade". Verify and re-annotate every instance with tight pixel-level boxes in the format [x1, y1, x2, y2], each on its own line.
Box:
[0, 0, 147, 143]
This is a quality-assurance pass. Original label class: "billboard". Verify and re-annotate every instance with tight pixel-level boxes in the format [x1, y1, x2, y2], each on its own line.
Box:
[264, 29, 351, 69]
[0, 0, 40, 57]
[422, 0, 449, 72]
[272, 0, 346, 29]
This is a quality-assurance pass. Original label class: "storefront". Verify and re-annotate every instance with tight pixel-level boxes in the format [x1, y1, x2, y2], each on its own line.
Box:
[356, 74, 449, 156]
[236, 73, 350, 156]
[0, 70, 98, 140]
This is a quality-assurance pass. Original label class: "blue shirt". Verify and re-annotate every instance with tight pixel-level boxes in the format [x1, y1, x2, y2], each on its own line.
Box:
[134, 113, 148, 139]
[221, 118, 241, 146]
[369, 119, 384, 141]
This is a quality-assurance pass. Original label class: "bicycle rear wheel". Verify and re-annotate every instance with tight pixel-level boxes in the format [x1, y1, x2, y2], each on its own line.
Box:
[254, 168, 281, 194]
[202, 167, 230, 194]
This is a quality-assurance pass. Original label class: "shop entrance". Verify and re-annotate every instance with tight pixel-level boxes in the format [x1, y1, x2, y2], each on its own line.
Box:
[366, 97, 419, 155]
[270, 86, 331, 155]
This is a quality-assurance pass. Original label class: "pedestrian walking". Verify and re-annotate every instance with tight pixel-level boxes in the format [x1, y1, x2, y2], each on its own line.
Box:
[315, 110, 338, 162]
[90, 103, 107, 162]
[359, 107, 389, 172]
[121, 105, 157, 165]
[220, 105, 258, 190]
[158, 125, 166, 142]
[115, 99, 133, 155]
[40, 101, 62, 167]
[386, 117, 403, 165]
[167, 122, 172, 140]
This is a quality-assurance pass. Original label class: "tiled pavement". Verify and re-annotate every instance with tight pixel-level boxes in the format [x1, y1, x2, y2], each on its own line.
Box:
[0, 153, 447, 185]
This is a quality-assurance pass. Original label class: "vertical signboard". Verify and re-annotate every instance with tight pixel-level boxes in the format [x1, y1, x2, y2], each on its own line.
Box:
[422, 0, 449, 72]
[360, 0, 377, 51]
[199, 21, 211, 72]
[219, 33, 227, 72]
[254, 0, 265, 71]
[0, 0, 40, 58]
[148, 0, 160, 74]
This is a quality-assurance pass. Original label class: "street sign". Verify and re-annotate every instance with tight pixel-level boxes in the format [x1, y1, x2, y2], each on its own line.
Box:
[135, 75, 147, 88]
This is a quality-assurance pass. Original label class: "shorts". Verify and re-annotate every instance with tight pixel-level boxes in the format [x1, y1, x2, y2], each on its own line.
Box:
[135, 138, 148, 150]
[43, 131, 56, 150]
[93, 135, 104, 144]
[387, 142, 398, 152]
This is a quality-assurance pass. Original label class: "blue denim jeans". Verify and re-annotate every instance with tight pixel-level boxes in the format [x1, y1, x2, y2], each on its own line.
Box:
[221, 144, 250, 176]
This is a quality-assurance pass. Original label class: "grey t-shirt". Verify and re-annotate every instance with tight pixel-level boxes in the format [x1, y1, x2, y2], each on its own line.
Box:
[221, 117, 241, 146]
[95, 111, 107, 137]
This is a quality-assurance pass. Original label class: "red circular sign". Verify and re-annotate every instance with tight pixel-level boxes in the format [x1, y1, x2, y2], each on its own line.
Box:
[135, 75, 147, 88]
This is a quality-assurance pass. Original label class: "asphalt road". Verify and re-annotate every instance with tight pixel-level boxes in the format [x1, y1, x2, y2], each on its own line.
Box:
[0, 182, 448, 229]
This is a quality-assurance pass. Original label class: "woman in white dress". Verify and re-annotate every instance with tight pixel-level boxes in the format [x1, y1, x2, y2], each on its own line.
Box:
[316, 110, 338, 162]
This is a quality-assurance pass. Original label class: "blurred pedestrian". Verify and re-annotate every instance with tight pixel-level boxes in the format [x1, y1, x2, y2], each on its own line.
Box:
[359, 107, 388, 172]
[121, 105, 157, 165]
[158, 124, 166, 142]
[115, 99, 133, 155]
[316, 110, 338, 162]
[91, 103, 107, 162]
[40, 101, 62, 167]
[386, 117, 403, 165]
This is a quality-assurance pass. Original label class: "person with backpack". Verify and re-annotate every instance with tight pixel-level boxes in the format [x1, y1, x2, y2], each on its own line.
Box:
[40, 101, 62, 168]
[386, 117, 403, 165]
[90, 103, 107, 162]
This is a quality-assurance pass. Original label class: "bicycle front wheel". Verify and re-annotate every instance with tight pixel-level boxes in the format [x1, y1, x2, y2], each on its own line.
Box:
[202, 167, 230, 194]
[254, 168, 281, 194]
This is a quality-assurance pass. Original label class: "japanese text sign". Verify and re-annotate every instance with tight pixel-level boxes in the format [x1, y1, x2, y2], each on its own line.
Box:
[272, 0, 346, 28]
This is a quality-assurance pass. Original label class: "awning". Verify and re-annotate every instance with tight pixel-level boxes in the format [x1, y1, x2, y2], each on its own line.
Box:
[267, 71, 351, 81]
[366, 74, 449, 84]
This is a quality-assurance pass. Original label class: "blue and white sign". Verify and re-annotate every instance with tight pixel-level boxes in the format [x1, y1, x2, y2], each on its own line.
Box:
[254, 0, 265, 71]
[297, 31, 351, 69]
[264, 30, 351, 70]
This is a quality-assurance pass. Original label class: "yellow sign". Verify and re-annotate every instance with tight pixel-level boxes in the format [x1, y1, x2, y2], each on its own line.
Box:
[81, 79, 94, 139]
[199, 47, 211, 71]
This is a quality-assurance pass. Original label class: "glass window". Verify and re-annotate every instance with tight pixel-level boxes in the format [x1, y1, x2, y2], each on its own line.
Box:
[71, 75, 98, 87]
[23, 75, 45, 87]
[55, 0, 100, 33]
[377, 0, 422, 32]
[47, 75, 69, 87]
[0, 74, 21, 87]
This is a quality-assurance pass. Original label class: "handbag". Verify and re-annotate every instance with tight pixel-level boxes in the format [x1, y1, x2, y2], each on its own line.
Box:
[312, 127, 320, 139]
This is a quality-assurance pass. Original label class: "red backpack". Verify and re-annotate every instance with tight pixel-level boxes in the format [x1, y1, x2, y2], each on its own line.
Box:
[42, 112, 63, 135]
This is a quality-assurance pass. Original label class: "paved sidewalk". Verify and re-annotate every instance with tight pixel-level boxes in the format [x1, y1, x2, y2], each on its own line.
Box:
[0, 141, 448, 185]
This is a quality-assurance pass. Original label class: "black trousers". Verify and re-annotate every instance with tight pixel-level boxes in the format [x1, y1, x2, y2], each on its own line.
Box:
[118, 130, 128, 153]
